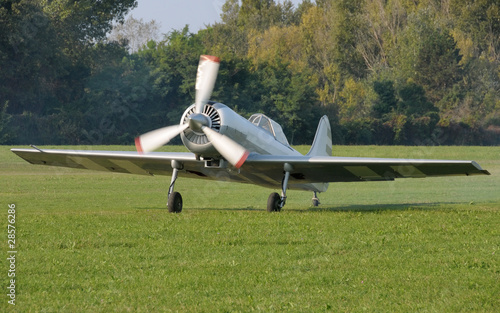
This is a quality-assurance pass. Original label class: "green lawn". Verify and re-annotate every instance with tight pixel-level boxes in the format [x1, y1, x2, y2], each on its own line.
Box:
[1, 145, 499, 312]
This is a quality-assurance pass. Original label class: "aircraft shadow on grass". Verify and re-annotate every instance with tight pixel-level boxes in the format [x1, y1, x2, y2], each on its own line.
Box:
[306, 202, 472, 213]
[136, 202, 469, 213]
[135, 206, 262, 212]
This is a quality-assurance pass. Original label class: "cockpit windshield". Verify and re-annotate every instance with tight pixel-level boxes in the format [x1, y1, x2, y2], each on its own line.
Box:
[248, 114, 290, 146]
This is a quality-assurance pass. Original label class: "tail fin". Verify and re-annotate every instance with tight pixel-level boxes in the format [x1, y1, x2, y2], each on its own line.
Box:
[306, 115, 332, 157]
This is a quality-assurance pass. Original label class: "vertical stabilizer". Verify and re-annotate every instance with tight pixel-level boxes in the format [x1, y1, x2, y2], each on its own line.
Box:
[306, 115, 332, 157]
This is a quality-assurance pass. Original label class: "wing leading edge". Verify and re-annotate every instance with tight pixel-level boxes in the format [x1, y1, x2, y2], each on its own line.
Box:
[11, 148, 207, 178]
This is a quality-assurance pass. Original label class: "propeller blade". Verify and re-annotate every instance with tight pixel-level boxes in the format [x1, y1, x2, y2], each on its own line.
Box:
[135, 124, 189, 153]
[195, 55, 220, 113]
[202, 127, 249, 169]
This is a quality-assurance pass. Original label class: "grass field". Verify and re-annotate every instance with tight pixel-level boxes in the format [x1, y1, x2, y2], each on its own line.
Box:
[1, 145, 499, 312]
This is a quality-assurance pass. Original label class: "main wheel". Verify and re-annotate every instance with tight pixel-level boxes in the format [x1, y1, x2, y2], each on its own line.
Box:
[168, 191, 183, 213]
[267, 192, 281, 212]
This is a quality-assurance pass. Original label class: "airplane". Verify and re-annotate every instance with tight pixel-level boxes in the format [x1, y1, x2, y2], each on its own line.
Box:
[11, 55, 491, 213]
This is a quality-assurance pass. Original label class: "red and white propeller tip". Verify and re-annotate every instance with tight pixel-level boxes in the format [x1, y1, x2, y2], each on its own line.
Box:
[202, 127, 249, 169]
[195, 55, 220, 114]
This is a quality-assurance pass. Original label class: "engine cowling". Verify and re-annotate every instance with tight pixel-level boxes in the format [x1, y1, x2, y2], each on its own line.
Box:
[180, 102, 224, 156]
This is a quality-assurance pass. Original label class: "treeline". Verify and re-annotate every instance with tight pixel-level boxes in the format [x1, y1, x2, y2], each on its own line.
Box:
[1, 0, 499, 146]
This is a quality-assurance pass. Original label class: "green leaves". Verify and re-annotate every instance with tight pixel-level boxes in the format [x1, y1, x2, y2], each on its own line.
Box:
[0, 101, 13, 144]
[2, 0, 499, 145]
[42, 0, 137, 43]
[1, 0, 138, 144]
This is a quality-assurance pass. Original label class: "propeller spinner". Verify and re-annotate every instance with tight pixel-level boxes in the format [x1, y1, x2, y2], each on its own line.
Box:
[135, 55, 249, 169]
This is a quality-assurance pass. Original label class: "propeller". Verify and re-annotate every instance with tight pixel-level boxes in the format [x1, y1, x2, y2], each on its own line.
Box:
[135, 55, 249, 169]
[195, 55, 220, 114]
[135, 123, 188, 153]
[202, 127, 249, 169]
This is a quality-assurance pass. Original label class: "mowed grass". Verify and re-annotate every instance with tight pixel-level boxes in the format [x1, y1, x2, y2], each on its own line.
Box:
[1, 145, 499, 312]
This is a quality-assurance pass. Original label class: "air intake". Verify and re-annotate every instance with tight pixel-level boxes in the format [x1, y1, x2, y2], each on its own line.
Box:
[182, 103, 221, 145]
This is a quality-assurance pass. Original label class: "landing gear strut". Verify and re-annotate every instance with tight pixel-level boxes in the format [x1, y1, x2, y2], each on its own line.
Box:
[267, 163, 292, 212]
[167, 161, 183, 213]
[312, 191, 320, 207]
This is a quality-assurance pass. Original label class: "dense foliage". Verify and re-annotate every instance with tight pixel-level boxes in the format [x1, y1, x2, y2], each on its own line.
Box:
[1, 0, 499, 145]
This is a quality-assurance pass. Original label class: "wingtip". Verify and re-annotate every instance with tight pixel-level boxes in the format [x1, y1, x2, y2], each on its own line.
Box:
[471, 161, 490, 175]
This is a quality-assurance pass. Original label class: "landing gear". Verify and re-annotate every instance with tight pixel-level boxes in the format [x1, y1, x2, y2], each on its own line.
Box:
[167, 161, 183, 213]
[267, 163, 293, 212]
[312, 191, 320, 207]
[168, 191, 183, 213]
[267, 192, 281, 212]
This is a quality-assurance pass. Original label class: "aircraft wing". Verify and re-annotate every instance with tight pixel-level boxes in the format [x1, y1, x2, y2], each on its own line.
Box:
[11, 148, 490, 188]
[244, 154, 490, 184]
[10, 148, 217, 180]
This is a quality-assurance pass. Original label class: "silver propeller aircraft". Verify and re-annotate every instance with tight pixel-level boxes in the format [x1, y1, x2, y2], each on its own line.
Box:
[12, 55, 490, 212]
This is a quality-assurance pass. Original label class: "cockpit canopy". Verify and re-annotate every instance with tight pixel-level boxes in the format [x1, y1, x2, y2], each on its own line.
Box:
[248, 113, 290, 146]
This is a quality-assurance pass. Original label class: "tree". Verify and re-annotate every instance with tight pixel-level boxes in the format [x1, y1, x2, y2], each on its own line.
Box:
[108, 15, 161, 53]
[328, 0, 367, 80]
[414, 27, 462, 101]
[253, 59, 321, 144]
[372, 80, 398, 118]
[300, 5, 338, 106]
[0, 0, 62, 114]
[356, 0, 409, 71]
[300, 0, 367, 107]
[2, 0, 499, 145]
[239, 0, 295, 30]
[79, 42, 156, 144]
[451, 0, 500, 62]
[389, 9, 462, 102]
[1, 0, 138, 143]
[247, 25, 304, 69]
[0, 0, 138, 114]
[41, 0, 137, 46]
[338, 78, 370, 122]
[137, 27, 206, 131]
[203, 0, 248, 58]
[398, 82, 437, 117]
[0, 101, 12, 144]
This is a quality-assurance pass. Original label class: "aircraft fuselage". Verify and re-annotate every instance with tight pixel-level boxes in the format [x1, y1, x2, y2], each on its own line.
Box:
[180, 102, 301, 159]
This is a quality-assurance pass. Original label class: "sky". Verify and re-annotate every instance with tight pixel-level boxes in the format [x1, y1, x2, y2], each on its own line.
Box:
[127, 0, 305, 35]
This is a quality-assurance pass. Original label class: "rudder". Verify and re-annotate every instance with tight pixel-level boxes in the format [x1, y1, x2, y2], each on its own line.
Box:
[306, 115, 332, 157]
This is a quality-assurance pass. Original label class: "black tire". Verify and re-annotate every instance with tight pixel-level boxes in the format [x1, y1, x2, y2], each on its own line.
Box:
[168, 192, 183, 213]
[312, 199, 320, 207]
[267, 192, 281, 212]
